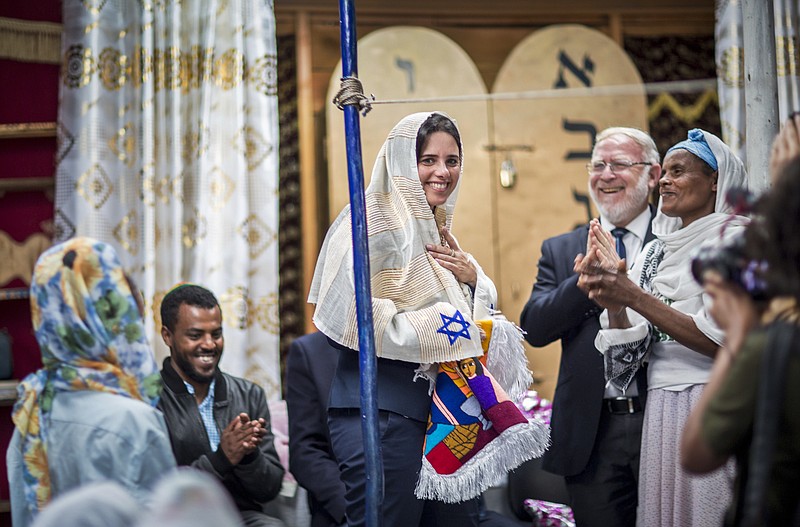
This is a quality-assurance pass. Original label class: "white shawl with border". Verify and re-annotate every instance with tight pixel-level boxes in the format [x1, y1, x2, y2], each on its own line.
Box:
[309, 112, 496, 364]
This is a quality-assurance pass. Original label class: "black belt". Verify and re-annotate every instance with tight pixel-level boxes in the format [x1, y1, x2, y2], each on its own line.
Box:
[605, 397, 642, 414]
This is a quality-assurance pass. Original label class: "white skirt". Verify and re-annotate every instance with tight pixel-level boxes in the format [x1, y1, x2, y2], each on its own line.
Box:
[637, 384, 736, 527]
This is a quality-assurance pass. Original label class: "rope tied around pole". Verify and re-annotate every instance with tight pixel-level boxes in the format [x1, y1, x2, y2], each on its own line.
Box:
[333, 76, 375, 117]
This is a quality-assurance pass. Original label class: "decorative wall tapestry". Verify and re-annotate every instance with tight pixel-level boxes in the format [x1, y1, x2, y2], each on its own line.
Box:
[716, 0, 800, 167]
[54, 0, 282, 398]
[624, 35, 720, 158]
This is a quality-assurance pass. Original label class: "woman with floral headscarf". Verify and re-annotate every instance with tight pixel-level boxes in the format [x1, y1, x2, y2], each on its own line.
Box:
[7, 237, 176, 526]
[577, 129, 747, 526]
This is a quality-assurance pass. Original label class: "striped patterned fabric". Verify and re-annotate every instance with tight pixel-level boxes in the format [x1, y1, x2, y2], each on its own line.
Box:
[309, 112, 495, 364]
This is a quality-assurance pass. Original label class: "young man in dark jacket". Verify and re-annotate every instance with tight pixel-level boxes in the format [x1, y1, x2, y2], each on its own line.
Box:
[158, 284, 285, 527]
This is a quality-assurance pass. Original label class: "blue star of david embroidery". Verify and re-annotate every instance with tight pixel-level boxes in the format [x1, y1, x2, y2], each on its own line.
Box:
[437, 310, 472, 346]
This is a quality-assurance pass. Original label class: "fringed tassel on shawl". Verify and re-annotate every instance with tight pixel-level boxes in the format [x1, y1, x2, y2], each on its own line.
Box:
[413, 363, 438, 395]
[485, 317, 533, 402]
[415, 418, 550, 503]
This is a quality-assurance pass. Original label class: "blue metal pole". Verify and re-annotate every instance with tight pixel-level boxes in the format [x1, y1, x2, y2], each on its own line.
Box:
[337, 1, 383, 526]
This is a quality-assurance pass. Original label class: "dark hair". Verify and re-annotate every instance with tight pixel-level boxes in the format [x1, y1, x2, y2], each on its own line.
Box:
[458, 357, 485, 377]
[746, 156, 800, 301]
[415, 113, 462, 163]
[160, 284, 220, 331]
[698, 160, 717, 177]
[124, 273, 145, 316]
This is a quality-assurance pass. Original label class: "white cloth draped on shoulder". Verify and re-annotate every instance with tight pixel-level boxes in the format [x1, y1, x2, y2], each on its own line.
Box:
[309, 112, 496, 364]
[311, 111, 548, 506]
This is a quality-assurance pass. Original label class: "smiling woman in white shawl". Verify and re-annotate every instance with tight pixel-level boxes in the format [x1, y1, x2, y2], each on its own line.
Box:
[576, 129, 747, 527]
[308, 112, 547, 527]
[310, 112, 494, 527]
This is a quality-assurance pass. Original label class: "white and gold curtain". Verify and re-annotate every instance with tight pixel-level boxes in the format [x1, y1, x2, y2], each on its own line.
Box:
[716, 0, 800, 165]
[54, 0, 281, 398]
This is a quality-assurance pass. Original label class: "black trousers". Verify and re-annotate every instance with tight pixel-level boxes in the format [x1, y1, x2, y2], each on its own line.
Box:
[328, 409, 480, 527]
[564, 408, 644, 527]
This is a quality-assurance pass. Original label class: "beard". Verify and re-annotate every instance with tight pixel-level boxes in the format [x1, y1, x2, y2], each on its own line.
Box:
[590, 172, 651, 226]
[171, 350, 217, 385]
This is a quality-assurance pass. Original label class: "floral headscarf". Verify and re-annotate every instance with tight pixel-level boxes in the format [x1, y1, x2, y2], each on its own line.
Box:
[12, 237, 161, 518]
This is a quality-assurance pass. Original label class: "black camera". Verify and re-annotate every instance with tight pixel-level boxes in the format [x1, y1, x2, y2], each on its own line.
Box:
[690, 187, 769, 299]
[690, 236, 769, 300]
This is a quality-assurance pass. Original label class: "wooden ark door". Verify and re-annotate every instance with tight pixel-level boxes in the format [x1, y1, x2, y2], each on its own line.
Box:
[491, 25, 648, 399]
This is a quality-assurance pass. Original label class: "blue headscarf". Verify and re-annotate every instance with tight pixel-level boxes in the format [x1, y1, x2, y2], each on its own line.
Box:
[653, 128, 747, 236]
[666, 128, 719, 171]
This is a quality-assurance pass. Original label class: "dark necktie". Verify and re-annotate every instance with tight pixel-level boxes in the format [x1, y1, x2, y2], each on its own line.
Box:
[611, 227, 628, 261]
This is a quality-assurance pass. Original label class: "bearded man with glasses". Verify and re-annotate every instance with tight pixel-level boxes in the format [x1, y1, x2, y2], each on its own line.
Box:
[519, 127, 661, 527]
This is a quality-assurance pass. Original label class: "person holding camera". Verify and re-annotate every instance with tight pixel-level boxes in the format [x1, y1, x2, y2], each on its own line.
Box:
[681, 119, 800, 526]
[576, 129, 748, 527]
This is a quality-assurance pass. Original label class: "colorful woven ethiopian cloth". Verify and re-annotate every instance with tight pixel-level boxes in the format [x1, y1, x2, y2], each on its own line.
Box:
[415, 317, 550, 503]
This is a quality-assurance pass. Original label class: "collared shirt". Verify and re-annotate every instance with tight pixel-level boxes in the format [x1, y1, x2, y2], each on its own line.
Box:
[184, 379, 220, 451]
[599, 207, 651, 398]
[600, 207, 652, 270]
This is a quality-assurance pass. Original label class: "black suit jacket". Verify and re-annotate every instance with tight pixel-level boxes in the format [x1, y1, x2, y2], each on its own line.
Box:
[286, 332, 346, 527]
[519, 212, 654, 477]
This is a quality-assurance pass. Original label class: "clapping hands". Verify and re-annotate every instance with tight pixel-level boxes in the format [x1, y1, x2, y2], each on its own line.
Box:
[575, 219, 625, 273]
[220, 412, 267, 465]
[575, 220, 633, 317]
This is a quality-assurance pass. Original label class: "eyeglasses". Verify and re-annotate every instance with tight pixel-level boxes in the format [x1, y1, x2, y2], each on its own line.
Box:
[586, 161, 652, 175]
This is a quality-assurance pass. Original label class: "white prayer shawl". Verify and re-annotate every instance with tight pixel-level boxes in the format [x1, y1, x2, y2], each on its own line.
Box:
[309, 112, 496, 364]
[596, 129, 749, 391]
[651, 213, 748, 345]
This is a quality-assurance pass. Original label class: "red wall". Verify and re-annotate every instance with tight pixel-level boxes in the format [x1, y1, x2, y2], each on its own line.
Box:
[0, 3, 61, 523]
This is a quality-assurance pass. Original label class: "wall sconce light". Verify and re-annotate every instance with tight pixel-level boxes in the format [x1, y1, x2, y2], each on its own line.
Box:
[483, 143, 533, 191]
[499, 156, 516, 189]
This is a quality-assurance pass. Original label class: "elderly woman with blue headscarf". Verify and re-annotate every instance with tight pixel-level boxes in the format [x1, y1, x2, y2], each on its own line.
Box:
[6, 237, 176, 526]
[576, 129, 747, 527]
